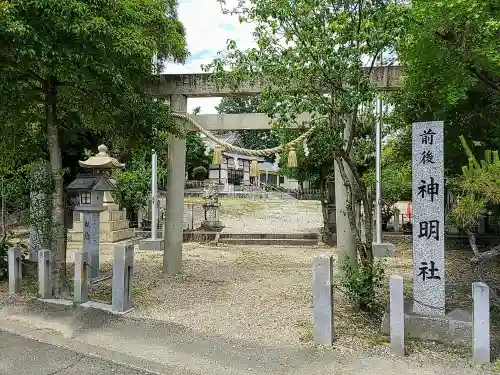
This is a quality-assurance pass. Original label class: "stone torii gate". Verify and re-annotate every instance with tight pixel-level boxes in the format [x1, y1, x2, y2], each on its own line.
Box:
[149, 65, 403, 274]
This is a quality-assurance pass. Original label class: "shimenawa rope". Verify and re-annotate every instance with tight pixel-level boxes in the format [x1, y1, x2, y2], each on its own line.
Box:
[171, 112, 316, 157]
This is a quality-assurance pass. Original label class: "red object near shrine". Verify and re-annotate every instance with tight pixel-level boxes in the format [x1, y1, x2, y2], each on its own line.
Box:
[406, 201, 412, 222]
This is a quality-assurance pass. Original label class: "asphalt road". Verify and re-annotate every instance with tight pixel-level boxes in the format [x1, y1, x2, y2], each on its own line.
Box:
[0, 331, 153, 375]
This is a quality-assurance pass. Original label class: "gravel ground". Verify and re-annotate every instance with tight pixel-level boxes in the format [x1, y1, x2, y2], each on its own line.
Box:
[84, 243, 330, 347]
[81, 243, 498, 374]
[1, 243, 499, 374]
[2, 198, 499, 373]
[187, 199, 323, 233]
[130, 243, 331, 347]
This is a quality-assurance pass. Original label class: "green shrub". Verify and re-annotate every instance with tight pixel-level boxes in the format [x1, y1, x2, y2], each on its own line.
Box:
[192, 166, 208, 180]
[340, 258, 385, 312]
[0, 233, 14, 280]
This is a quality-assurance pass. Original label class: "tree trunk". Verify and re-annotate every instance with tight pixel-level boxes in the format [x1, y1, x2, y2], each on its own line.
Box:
[321, 180, 336, 246]
[466, 230, 480, 256]
[45, 76, 66, 296]
[470, 244, 500, 264]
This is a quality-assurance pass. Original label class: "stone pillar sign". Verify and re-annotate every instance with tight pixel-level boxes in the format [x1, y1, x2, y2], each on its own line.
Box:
[412, 121, 445, 316]
[83, 212, 100, 279]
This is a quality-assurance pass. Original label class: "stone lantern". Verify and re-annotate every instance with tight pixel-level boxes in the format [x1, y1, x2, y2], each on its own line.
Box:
[66, 145, 124, 278]
[200, 182, 224, 232]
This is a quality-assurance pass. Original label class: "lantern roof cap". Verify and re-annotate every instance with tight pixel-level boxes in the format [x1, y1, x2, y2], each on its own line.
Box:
[78, 145, 125, 169]
[66, 174, 116, 192]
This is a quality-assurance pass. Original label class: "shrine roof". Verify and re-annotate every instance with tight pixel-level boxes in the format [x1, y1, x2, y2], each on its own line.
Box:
[66, 175, 116, 191]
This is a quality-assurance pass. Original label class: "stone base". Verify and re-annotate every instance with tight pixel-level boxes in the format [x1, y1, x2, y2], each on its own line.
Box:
[139, 238, 164, 251]
[199, 221, 225, 232]
[80, 301, 134, 315]
[69, 228, 135, 243]
[38, 298, 74, 306]
[381, 300, 472, 345]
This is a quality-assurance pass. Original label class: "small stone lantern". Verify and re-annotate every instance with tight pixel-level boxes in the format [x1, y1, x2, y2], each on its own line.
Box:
[200, 182, 224, 232]
[66, 145, 125, 278]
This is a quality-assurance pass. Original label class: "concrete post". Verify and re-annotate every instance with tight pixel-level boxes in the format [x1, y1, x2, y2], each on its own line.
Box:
[74, 251, 89, 304]
[8, 247, 22, 294]
[163, 94, 187, 274]
[393, 208, 401, 232]
[472, 282, 490, 365]
[112, 243, 134, 313]
[38, 249, 52, 299]
[390, 275, 405, 356]
[151, 150, 158, 240]
[335, 115, 357, 276]
[137, 209, 143, 229]
[28, 192, 43, 262]
[313, 253, 334, 346]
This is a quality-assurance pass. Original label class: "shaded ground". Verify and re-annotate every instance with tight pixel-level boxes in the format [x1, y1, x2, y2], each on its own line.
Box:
[4, 242, 491, 368]
[0, 331, 152, 375]
[2, 235, 500, 373]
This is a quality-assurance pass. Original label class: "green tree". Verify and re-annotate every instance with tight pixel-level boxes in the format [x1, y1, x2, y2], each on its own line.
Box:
[449, 136, 500, 263]
[392, 0, 500, 172]
[363, 126, 412, 224]
[185, 106, 211, 177]
[216, 97, 280, 154]
[113, 150, 167, 215]
[206, 0, 404, 310]
[186, 132, 211, 176]
[0, 0, 187, 293]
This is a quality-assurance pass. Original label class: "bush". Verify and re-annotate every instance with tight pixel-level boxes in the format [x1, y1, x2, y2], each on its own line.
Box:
[113, 169, 150, 214]
[192, 166, 208, 180]
[448, 194, 486, 232]
[0, 233, 14, 280]
[340, 258, 385, 312]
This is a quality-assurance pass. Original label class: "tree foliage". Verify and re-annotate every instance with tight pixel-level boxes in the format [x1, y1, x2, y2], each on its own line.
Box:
[363, 125, 412, 219]
[0, 0, 187, 293]
[113, 150, 167, 214]
[449, 136, 500, 262]
[392, 0, 500, 172]
[206, 0, 404, 300]
[216, 97, 280, 158]
[186, 132, 211, 176]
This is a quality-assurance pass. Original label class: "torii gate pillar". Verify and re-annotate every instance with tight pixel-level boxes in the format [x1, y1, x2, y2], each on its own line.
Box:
[163, 94, 187, 274]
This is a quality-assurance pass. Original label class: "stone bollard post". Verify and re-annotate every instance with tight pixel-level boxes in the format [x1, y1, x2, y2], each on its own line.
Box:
[472, 282, 490, 365]
[393, 209, 401, 232]
[313, 253, 334, 346]
[74, 251, 89, 304]
[390, 275, 405, 356]
[112, 243, 134, 313]
[8, 247, 22, 294]
[38, 249, 52, 299]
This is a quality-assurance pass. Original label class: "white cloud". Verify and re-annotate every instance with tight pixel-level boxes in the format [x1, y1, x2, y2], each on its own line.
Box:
[163, 0, 255, 114]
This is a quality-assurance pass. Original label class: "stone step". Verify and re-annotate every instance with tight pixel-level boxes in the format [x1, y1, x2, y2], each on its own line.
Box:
[183, 231, 320, 244]
[219, 238, 318, 246]
[220, 232, 319, 240]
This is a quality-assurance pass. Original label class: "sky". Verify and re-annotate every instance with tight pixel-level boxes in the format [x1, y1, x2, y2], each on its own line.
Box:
[163, 0, 395, 115]
[163, 0, 255, 114]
